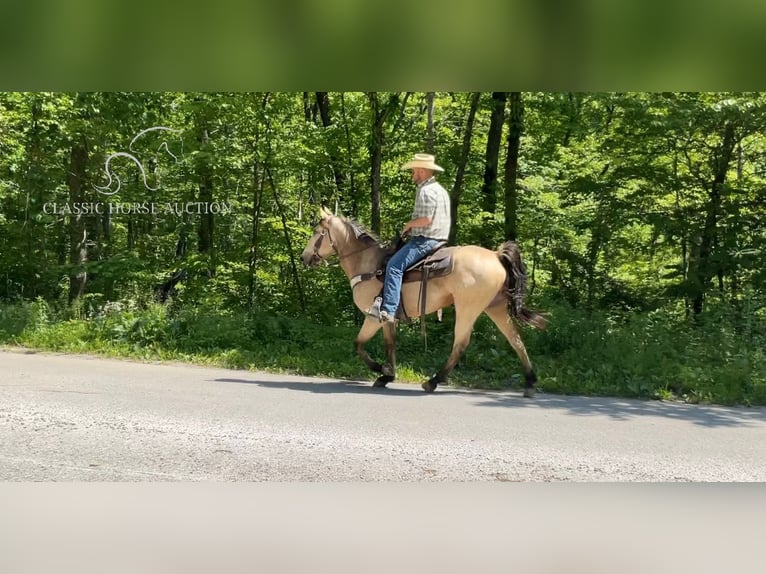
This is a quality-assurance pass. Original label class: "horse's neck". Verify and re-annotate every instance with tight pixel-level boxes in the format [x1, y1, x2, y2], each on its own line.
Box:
[336, 237, 385, 280]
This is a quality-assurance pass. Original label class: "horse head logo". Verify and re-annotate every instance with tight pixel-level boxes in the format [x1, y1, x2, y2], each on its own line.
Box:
[93, 126, 184, 196]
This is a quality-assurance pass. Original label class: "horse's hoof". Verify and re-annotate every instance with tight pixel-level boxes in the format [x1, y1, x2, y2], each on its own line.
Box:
[373, 375, 394, 388]
[523, 387, 536, 399]
[422, 379, 438, 393]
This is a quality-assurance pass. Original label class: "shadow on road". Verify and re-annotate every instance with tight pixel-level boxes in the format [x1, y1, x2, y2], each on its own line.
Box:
[214, 377, 766, 429]
[213, 377, 434, 398]
[474, 393, 766, 429]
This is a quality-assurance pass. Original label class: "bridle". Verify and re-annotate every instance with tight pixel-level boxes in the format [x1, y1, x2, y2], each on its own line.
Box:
[309, 216, 375, 264]
[308, 217, 338, 265]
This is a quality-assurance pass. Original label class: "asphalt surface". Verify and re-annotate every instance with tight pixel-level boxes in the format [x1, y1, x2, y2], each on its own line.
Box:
[1, 349, 765, 481]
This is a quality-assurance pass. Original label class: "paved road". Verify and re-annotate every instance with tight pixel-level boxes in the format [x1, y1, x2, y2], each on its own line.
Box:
[1, 349, 765, 481]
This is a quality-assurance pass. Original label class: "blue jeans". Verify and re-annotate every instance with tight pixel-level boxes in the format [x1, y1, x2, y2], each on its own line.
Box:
[381, 236, 442, 315]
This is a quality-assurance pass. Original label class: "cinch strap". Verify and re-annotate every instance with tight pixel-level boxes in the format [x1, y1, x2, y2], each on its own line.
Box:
[350, 270, 382, 289]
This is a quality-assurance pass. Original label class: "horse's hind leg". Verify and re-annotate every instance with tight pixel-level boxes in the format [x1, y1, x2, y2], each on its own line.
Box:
[484, 304, 537, 398]
[423, 303, 483, 393]
[354, 317, 395, 388]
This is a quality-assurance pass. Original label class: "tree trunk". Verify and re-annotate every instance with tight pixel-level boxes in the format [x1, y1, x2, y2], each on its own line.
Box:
[316, 91, 331, 127]
[585, 221, 604, 310]
[340, 93, 359, 217]
[366, 92, 400, 235]
[690, 122, 736, 316]
[67, 133, 88, 303]
[195, 107, 215, 276]
[302, 92, 316, 123]
[249, 158, 265, 312]
[449, 92, 480, 245]
[266, 166, 307, 314]
[315, 92, 347, 207]
[563, 92, 580, 147]
[503, 92, 523, 241]
[367, 93, 383, 234]
[370, 123, 383, 235]
[426, 92, 435, 153]
[249, 93, 270, 312]
[730, 141, 744, 308]
[479, 92, 507, 247]
[24, 96, 43, 268]
[530, 236, 539, 295]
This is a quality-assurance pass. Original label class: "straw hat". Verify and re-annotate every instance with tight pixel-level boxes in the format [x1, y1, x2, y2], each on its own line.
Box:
[401, 153, 444, 172]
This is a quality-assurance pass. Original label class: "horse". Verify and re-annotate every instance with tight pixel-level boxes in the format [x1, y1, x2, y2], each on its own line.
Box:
[301, 207, 547, 396]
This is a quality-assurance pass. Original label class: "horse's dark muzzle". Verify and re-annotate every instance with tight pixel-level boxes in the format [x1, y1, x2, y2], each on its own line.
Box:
[302, 253, 319, 267]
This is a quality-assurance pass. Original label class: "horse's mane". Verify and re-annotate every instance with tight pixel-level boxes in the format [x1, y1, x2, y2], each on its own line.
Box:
[343, 218, 383, 247]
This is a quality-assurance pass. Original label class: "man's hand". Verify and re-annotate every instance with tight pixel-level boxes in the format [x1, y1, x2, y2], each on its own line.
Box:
[402, 216, 431, 236]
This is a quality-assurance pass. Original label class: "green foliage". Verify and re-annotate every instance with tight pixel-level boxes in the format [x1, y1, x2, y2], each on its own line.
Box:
[2, 92, 766, 406]
[0, 298, 50, 338]
[525, 300, 766, 405]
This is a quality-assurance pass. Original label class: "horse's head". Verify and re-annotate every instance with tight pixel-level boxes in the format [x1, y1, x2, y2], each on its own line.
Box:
[301, 206, 342, 267]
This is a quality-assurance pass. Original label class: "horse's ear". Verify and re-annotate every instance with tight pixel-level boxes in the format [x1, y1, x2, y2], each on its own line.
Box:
[320, 205, 332, 219]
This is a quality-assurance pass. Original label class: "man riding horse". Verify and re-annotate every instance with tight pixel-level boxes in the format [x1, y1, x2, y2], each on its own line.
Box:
[301, 154, 546, 395]
[366, 153, 450, 323]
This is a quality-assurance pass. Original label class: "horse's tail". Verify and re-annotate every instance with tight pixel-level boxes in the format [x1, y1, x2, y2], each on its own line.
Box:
[497, 241, 548, 330]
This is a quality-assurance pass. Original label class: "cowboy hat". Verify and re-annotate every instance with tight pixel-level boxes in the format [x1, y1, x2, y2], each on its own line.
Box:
[401, 153, 444, 172]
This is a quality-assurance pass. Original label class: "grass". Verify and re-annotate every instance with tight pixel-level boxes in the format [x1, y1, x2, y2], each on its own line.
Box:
[1, 297, 765, 406]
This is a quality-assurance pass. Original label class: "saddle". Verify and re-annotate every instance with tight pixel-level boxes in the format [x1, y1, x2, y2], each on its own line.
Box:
[385, 242, 455, 323]
[351, 241, 456, 326]
[402, 243, 454, 283]
[352, 242, 455, 287]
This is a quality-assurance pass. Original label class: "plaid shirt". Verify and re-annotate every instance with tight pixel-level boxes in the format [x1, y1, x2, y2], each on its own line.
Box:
[410, 177, 451, 241]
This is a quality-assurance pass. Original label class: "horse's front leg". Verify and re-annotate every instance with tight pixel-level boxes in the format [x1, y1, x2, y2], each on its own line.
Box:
[373, 322, 397, 388]
[354, 317, 394, 387]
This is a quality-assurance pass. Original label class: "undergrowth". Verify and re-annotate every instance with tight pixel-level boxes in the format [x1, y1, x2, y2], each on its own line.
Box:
[1, 296, 765, 406]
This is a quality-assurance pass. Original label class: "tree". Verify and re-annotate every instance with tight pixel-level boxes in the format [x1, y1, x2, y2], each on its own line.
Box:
[503, 92, 523, 241]
[315, 92, 347, 205]
[193, 96, 215, 274]
[366, 92, 402, 235]
[426, 92, 435, 153]
[479, 92, 507, 247]
[448, 92, 480, 245]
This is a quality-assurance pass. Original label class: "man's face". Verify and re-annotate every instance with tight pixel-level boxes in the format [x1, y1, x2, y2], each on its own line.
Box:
[411, 168, 430, 184]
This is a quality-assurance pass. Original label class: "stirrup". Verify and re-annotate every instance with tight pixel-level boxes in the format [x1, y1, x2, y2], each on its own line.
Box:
[365, 297, 383, 319]
[379, 310, 396, 324]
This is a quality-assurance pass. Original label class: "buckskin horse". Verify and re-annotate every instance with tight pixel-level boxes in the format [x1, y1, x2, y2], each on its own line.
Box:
[301, 207, 547, 396]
